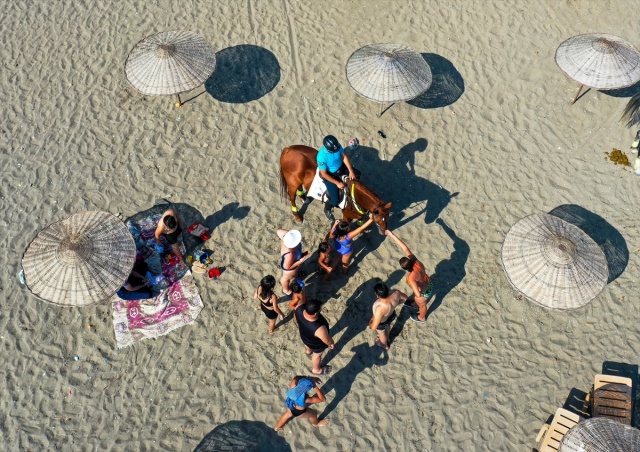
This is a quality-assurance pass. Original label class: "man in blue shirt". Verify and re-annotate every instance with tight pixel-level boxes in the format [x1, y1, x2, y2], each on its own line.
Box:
[317, 135, 360, 221]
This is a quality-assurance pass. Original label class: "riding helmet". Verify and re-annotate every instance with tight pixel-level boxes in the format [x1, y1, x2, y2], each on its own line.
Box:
[323, 135, 341, 153]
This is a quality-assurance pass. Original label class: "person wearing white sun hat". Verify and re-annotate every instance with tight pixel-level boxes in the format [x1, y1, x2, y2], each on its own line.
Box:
[277, 229, 309, 295]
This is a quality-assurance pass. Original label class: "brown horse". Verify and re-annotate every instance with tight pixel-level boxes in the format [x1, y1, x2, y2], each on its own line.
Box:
[279, 145, 392, 229]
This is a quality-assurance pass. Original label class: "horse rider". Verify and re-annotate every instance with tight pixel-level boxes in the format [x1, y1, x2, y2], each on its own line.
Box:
[317, 135, 361, 221]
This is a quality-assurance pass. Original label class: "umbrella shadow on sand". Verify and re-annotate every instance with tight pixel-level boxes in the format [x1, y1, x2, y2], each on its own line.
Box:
[205, 44, 281, 103]
[194, 420, 291, 452]
[600, 80, 640, 98]
[350, 140, 459, 228]
[319, 342, 389, 419]
[547, 204, 628, 283]
[407, 53, 465, 109]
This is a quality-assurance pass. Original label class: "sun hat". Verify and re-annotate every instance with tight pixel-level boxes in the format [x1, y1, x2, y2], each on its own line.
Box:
[282, 229, 302, 249]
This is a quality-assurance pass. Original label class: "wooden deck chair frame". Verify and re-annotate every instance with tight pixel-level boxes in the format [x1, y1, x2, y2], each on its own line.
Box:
[590, 373, 633, 424]
[535, 408, 583, 452]
[594, 374, 632, 391]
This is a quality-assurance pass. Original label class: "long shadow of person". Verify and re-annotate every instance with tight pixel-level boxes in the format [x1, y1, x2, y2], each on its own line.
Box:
[203, 202, 251, 234]
[428, 218, 469, 316]
[325, 271, 404, 365]
[388, 219, 468, 341]
[349, 140, 458, 228]
[319, 342, 388, 419]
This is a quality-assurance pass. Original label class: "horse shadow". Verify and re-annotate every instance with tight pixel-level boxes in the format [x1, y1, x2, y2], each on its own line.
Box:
[319, 342, 388, 419]
[350, 139, 458, 227]
[324, 271, 404, 364]
[205, 45, 281, 103]
[407, 53, 465, 109]
[193, 420, 291, 452]
[548, 204, 628, 283]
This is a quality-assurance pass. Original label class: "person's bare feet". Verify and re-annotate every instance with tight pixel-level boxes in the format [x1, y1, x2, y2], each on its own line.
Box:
[375, 339, 389, 350]
[315, 419, 330, 427]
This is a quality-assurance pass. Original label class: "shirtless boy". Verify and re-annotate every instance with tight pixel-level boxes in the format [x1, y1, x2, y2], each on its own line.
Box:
[369, 282, 408, 349]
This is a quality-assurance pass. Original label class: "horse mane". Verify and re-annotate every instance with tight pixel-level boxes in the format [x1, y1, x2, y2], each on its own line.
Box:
[352, 180, 383, 208]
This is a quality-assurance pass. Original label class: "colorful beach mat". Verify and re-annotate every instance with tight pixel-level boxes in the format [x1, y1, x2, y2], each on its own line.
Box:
[112, 270, 203, 348]
[111, 204, 204, 348]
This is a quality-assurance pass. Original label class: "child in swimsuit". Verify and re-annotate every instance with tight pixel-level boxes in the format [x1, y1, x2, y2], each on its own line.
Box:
[317, 241, 338, 281]
[288, 279, 307, 312]
[329, 217, 374, 273]
[254, 275, 285, 333]
[274, 376, 330, 431]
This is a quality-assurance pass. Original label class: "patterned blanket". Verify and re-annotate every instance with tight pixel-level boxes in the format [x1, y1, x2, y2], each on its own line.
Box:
[112, 271, 203, 348]
[112, 205, 204, 348]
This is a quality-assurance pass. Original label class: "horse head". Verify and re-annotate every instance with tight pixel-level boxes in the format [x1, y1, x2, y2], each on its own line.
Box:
[371, 202, 392, 232]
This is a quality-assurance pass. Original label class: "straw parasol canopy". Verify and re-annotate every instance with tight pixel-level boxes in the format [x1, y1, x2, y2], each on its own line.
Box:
[21, 211, 136, 307]
[125, 30, 216, 106]
[346, 43, 432, 115]
[555, 33, 640, 103]
[559, 418, 640, 451]
[501, 213, 608, 310]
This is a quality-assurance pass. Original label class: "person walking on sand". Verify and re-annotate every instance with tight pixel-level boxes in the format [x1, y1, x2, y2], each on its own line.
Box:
[294, 299, 334, 375]
[254, 275, 285, 333]
[288, 279, 307, 312]
[277, 229, 309, 295]
[274, 376, 330, 431]
[385, 229, 434, 324]
[369, 282, 408, 350]
[329, 217, 374, 273]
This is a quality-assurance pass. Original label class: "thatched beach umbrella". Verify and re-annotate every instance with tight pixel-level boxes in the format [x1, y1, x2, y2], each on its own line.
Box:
[346, 43, 432, 116]
[125, 30, 216, 107]
[555, 33, 640, 104]
[21, 211, 136, 307]
[501, 213, 608, 310]
[559, 418, 640, 451]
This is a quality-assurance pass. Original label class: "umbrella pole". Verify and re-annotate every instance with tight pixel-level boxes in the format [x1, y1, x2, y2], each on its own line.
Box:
[175, 94, 183, 108]
[571, 84, 584, 105]
[377, 102, 396, 118]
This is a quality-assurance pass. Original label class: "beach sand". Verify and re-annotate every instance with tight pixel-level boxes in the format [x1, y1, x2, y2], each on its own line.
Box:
[1, 0, 640, 450]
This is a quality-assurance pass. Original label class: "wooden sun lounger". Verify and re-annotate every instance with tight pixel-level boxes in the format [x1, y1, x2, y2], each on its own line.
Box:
[535, 408, 584, 452]
[591, 374, 633, 425]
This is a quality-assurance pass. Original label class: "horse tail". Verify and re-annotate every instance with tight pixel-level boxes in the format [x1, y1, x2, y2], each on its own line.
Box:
[279, 148, 289, 200]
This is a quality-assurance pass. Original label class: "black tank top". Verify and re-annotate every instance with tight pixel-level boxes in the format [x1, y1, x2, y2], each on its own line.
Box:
[164, 226, 182, 245]
[294, 305, 329, 349]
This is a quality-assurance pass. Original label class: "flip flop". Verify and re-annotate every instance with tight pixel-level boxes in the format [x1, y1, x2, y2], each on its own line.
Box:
[312, 366, 332, 375]
[410, 314, 427, 324]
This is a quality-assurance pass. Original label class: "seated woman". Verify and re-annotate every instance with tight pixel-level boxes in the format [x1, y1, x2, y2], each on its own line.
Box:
[154, 208, 184, 261]
[329, 217, 374, 273]
[117, 259, 155, 300]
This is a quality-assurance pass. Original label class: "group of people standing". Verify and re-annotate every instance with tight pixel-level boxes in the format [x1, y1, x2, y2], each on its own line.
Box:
[257, 135, 438, 432]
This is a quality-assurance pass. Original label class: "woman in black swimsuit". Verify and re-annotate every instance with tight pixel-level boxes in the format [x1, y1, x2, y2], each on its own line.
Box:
[274, 375, 330, 431]
[254, 275, 285, 333]
[154, 208, 184, 261]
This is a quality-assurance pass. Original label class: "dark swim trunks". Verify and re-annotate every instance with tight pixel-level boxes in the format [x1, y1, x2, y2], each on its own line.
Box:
[376, 311, 397, 331]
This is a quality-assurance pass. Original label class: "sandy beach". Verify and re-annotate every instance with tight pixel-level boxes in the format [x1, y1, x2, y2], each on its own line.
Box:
[2, 0, 640, 450]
